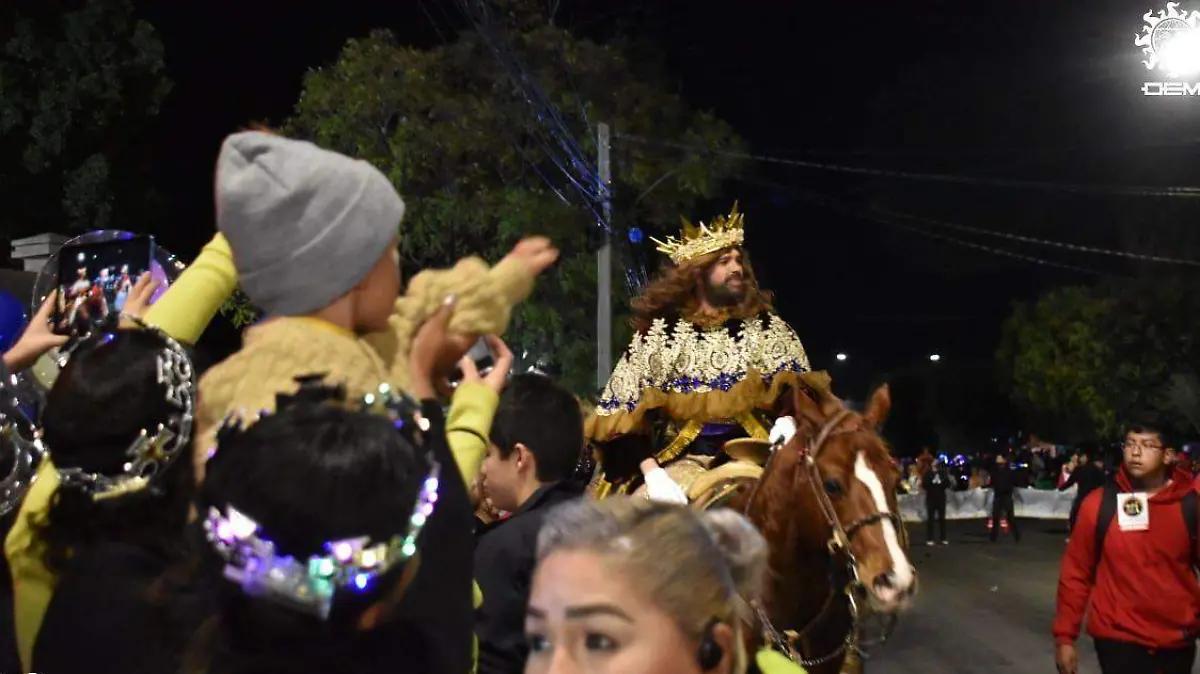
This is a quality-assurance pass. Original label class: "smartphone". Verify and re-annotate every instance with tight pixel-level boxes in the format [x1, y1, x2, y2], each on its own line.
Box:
[51, 236, 157, 336]
[451, 337, 496, 382]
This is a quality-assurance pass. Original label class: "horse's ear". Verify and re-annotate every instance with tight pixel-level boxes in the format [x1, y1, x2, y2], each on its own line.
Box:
[863, 384, 891, 430]
[790, 384, 826, 428]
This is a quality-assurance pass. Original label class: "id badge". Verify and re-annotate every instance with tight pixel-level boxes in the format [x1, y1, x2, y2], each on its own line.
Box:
[1117, 492, 1150, 532]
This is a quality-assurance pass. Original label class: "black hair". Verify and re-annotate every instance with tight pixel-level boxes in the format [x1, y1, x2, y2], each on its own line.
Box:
[489, 373, 583, 483]
[1125, 412, 1172, 448]
[187, 399, 433, 674]
[35, 328, 195, 575]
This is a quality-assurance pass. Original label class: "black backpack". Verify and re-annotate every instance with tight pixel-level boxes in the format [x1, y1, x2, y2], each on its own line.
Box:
[1093, 483, 1199, 580]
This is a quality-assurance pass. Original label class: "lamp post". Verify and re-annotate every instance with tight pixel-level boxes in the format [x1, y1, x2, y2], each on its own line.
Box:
[596, 123, 612, 390]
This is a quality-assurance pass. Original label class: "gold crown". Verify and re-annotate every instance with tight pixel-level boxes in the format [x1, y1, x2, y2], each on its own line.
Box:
[651, 202, 746, 264]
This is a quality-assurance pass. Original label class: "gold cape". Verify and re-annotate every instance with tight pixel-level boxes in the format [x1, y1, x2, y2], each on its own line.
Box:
[586, 313, 828, 465]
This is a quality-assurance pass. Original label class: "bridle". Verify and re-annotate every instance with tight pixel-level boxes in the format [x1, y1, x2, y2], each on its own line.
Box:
[743, 408, 906, 668]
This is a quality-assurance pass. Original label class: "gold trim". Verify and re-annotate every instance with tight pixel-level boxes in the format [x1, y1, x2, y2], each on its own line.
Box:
[593, 478, 613, 500]
[736, 411, 769, 440]
[654, 420, 704, 465]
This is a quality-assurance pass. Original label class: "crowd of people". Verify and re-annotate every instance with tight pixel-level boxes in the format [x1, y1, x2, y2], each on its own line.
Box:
[0, 130, 813, 674]
[0, 127, 1193, 674]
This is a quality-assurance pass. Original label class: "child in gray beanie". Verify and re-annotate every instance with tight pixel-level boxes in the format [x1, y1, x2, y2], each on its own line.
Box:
[197, 129, 560, 485]
[216, 131, 404, 323]
[199, 129, 558, 673]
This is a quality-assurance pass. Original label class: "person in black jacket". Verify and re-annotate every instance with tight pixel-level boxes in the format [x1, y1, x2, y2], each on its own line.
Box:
[1059, 452, 1108, 533]
[31, 327, 201, 674]
[989, 454, 1020, 543]
[475, 374, 585, 674]
[922, 459, 952, 545]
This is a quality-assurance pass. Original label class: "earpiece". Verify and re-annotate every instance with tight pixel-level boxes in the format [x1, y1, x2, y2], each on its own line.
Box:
[697, 619, 724, 671]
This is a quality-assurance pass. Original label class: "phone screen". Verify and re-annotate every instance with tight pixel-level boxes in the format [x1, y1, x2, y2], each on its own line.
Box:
[451, 337, 495, 382]
[51, 236, 156, 336]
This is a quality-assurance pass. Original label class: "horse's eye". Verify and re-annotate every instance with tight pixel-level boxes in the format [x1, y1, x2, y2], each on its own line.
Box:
[823, 479, 842, 496]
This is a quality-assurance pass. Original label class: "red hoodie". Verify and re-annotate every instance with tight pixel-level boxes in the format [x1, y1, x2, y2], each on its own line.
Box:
[1053, 466, 1200, 649]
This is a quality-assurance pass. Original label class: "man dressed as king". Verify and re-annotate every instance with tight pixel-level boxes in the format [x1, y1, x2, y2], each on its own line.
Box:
[587, 203, 828, 503]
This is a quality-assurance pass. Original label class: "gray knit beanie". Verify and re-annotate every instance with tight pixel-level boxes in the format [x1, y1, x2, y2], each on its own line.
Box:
[216, 131, 405, 316]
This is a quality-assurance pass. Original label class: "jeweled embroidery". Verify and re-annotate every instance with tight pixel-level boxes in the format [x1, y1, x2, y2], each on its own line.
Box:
[596, 314, 810, 414]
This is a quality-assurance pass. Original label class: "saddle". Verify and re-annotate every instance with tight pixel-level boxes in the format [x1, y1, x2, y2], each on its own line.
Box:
[609, 438, 773, 511]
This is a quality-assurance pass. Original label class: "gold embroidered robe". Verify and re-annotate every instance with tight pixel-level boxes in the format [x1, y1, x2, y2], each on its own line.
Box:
[586, 312, 827, 497]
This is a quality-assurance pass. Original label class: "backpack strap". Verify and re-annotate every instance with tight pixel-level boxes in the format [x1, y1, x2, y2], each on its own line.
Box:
[1092, 483, 1119, 582]
[1181, 490, 1198, 570]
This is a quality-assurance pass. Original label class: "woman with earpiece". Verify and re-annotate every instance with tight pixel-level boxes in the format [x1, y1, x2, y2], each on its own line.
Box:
[524, 498, 806, 674]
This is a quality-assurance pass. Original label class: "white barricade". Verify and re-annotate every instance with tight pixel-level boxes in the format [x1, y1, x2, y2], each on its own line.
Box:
[898, 486, 1077, 522]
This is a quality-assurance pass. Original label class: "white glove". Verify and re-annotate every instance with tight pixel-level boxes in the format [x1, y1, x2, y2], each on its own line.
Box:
[769, 416, 797, 447]
[643, 467, 689, 504]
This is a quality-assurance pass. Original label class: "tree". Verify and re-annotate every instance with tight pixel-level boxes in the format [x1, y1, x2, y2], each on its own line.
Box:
[279, 9, 745, 394]
[0, 0, 172, 237]
[997, 278, 1200, 442]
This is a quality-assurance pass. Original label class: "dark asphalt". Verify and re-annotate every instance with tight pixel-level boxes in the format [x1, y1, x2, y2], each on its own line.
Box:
[864, 519, 1198, 674]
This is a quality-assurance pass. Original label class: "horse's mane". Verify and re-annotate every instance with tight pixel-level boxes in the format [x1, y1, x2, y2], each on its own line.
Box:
[795, 384, 893, 463]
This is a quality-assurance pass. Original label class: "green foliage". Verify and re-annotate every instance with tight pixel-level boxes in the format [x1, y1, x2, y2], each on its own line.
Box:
[220, 289, 261, 329]
[0, 0, 172, 237]
[997, 278, 1200, 442]
[284, 17, 745, 394]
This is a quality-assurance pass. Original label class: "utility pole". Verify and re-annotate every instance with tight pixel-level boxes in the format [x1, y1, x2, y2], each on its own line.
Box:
[596, 123, 613, 390]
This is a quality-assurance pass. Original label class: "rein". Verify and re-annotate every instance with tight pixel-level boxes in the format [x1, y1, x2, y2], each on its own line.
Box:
[744, 409, 904, 668]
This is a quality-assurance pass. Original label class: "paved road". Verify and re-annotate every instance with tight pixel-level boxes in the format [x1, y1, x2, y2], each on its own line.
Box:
[866, 519, 1198, 674]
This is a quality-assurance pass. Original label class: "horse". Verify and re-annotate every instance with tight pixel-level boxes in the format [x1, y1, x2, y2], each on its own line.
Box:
[601, 381, 915, 672]
[715, 383, 917, 674]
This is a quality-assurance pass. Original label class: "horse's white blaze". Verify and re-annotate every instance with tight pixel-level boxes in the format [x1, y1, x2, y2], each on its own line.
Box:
[853, 451, 915, 592]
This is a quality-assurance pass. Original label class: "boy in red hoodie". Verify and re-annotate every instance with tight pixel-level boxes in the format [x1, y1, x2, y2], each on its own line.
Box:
[1053, 420, 1200, 674]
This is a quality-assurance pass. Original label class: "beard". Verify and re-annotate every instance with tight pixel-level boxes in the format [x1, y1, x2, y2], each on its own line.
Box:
[703, 274, 747, 308]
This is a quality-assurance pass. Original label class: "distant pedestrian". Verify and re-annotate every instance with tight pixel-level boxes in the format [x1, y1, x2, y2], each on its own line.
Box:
[923, 459, 951, 545]
[1060, 453, 1108, 534]
[989, 455, 1019, 543]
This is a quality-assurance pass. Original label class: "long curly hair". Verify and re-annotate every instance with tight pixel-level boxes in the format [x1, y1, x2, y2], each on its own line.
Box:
[631, 247, 774, 334]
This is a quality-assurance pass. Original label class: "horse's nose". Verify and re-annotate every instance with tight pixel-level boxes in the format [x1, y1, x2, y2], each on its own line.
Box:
[870, 570, 916, 608]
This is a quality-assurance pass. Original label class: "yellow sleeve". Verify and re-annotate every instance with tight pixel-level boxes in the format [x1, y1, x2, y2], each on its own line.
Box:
[368, 254, 539, 391]
[143, 234, 238, 344]
[445, 382, 498, 487]
[6, 460, 60, 672]
[471, 581, 483, 674]
[755, 649, 809, 674]
[480, 253, 537, 314]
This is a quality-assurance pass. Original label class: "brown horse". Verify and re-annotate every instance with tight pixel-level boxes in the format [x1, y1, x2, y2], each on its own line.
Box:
[720, 383, 916, 674]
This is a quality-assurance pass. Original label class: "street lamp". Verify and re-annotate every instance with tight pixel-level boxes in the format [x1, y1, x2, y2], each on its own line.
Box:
[929, 354, 941, 362]
[835, 353, 848, 362]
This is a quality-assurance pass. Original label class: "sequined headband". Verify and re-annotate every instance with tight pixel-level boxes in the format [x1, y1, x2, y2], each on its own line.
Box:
[54, 315, 195, 501]
[0, 373, 46, 516]
[203, 381, 440, 620]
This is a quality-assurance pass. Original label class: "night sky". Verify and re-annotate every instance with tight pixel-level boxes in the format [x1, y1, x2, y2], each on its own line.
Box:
[134, 0, 1200, 402]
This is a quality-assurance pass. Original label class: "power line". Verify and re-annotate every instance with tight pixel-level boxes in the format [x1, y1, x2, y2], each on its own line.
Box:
[880, 219, 1105, 276]
[741, 170, 1200, 268]
[865, 205, 1200, 267]
[754, 182, 1108, 276]
[615, 133, 1200, 199]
